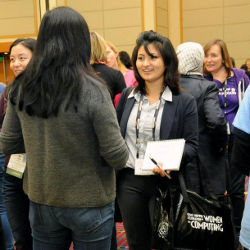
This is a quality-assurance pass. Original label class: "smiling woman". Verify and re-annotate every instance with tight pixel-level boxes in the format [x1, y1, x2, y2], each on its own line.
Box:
[0, 38, 36, 250]
[116, 30, 199, 249]
[135, 43, 165, 97]
[203, 39, 250, 248]
[10, 44, 33, 77]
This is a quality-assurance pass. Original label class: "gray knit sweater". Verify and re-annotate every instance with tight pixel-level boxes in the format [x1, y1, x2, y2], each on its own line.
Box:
[0, 79, 128, 207]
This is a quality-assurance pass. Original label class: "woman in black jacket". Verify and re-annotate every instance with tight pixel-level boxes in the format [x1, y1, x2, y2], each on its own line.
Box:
[90, 31, 126, 103]
[176, 42, 228, 196]
[116, 31, 199, 250]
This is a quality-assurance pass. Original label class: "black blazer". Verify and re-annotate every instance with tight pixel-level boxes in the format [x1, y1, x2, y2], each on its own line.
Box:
[116, 88, 200, 192]
[92, 63, 126, 100]
[179, 75, 228, 195]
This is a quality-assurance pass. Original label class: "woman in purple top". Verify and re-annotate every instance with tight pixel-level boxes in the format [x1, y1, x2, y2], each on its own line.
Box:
[203, 39, 249, 249]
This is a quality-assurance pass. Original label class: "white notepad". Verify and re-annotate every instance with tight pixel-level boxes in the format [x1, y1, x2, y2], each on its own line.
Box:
[142, 139, 185, 171]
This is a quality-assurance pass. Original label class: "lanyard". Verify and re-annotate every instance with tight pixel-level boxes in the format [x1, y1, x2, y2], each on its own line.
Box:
[223, 79, 228, 113]
[223, 79, 230, 134]
[135, 93, 162, 158]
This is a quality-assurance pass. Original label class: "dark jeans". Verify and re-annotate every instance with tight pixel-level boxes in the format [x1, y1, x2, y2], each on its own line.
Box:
[3, 172, 33, 250]
[110, 223, 117, 250]
[117, 168, 159, 250]
[228, 138, 245, 246]
[29, 200, 114, 250]
[0, 217, 6, 250]
[0, 155, 14, 250]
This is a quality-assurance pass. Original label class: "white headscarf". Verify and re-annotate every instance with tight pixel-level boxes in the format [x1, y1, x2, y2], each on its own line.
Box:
[176, 42, 204, 76]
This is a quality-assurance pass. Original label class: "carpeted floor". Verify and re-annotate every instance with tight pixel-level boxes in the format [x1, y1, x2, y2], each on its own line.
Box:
[245, 176, 249, 200]
[116, 222, 128, 249]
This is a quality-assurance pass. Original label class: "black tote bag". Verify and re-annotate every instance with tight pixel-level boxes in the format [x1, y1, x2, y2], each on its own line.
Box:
[152, 174, 235, 250]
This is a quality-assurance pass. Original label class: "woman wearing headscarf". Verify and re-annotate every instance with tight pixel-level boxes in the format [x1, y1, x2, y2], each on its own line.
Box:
[176, 42, 228, 197]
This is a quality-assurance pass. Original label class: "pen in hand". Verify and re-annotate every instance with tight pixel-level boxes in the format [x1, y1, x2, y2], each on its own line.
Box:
[150, 157, 171, 179]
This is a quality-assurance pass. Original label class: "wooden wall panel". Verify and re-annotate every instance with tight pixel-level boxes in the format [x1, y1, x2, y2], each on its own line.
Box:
[82, 12, 104, 30]
[103, 0, 140, 9]
[183, 26, 223, 44]
[103, 8, 141, 29]
[224, 4, 250, 24]
[104, 26, 141, 50]
[0, 0, 38, 83]
[0, 17, 35, 37]
[156, 0, 168, 37]
[0, 0, 38, 38]
[182, 0, 250, 67]
[224, 0, 250, 6]
[182, 0, 222, 9]
[67, 0, 103, 11]
[66, 0, 142, 55]
[183, 8, 223, 28]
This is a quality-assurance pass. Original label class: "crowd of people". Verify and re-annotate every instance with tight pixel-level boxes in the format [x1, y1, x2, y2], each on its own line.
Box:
[0, 6, 249, 250]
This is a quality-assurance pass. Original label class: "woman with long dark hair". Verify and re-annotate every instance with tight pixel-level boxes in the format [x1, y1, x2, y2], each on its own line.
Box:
[116, 31, 199, 249]
[0, 7, 128, 249]
[0, 37, 36, 250]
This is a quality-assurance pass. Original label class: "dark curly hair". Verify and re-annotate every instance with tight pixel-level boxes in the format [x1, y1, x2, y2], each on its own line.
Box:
[132, 30, 180, 95]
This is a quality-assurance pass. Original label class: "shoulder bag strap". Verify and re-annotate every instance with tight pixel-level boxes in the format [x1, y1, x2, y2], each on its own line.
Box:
[238, 78, 245, 105]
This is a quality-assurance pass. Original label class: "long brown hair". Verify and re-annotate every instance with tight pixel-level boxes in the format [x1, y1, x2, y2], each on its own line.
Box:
[203, 39, 232, 78]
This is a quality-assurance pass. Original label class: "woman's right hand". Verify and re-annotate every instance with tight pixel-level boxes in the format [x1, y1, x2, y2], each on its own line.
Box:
[152, 163, 171, 178]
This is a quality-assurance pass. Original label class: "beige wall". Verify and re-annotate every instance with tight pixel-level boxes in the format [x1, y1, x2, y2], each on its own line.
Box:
[0, 0, 39, 83]
[0, 0, 39, 40]
[0, 0, 249, 68]
[66, 0, 142, 55]
[156, 0, 168, 37]
[182, 0, 250, 67]
[143, 0, 156, 31]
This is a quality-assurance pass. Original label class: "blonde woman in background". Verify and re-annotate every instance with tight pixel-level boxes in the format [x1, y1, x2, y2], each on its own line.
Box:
[106, 42, 138, 107]
[90, 32, 126, 102]
[106, 41, 120, 70]
[106, 42, 137, 87]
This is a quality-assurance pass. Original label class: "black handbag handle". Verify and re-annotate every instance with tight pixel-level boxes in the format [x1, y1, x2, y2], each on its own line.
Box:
[176, 172, 223, 210]
[177, 173, 190, 203]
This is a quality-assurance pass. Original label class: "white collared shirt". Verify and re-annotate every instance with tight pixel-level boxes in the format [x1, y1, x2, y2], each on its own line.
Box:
[125, 86, 173, 169]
